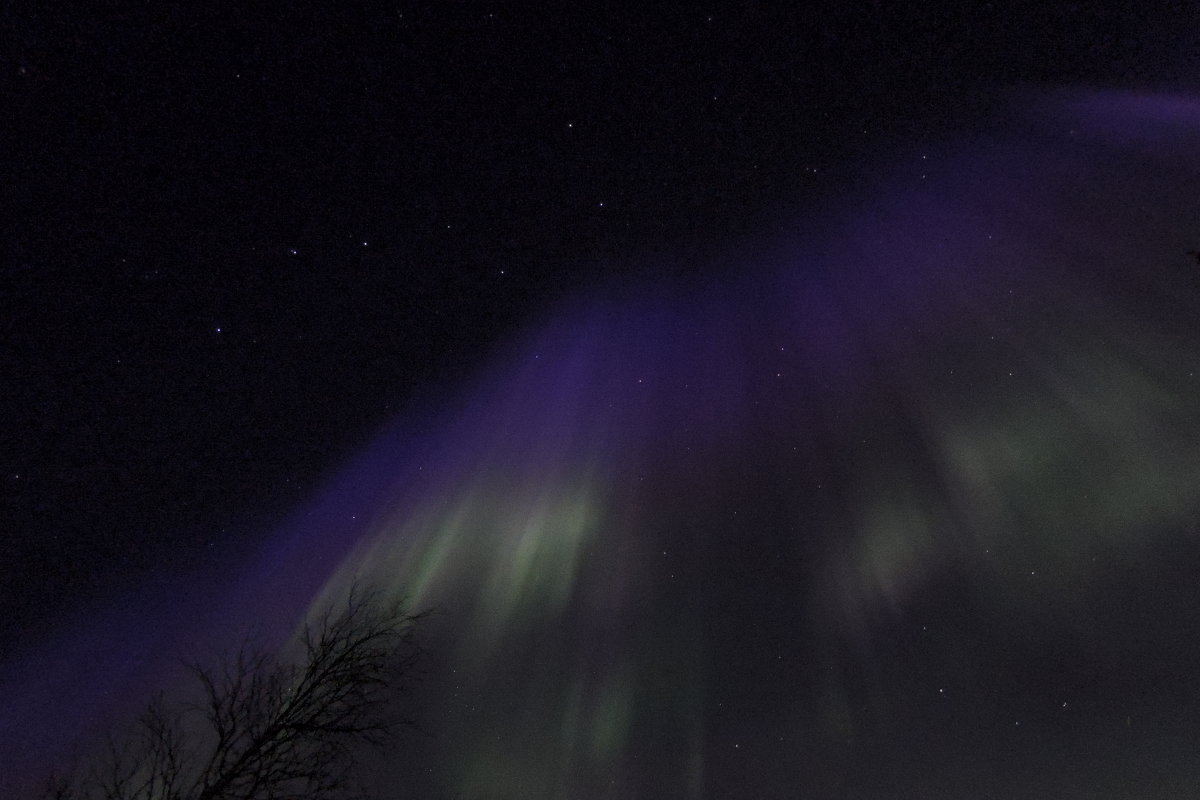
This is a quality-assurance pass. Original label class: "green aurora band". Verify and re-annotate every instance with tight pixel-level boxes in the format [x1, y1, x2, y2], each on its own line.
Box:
[268, 91, 1200, 797]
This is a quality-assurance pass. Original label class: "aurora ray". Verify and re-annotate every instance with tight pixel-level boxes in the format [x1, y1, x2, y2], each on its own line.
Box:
[8, 89, 1200, 798]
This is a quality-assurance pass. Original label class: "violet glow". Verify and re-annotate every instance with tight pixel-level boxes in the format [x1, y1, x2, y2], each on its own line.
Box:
[7, 89, 1200, 798]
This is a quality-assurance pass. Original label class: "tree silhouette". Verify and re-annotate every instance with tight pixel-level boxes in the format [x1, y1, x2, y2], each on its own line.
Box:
[45, 585, 426, 800]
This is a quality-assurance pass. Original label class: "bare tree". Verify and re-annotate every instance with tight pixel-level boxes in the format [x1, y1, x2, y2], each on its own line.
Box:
[45, 585, 426, 800]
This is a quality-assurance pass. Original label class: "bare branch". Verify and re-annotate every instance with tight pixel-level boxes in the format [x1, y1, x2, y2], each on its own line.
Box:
[44, 583, 426, 800]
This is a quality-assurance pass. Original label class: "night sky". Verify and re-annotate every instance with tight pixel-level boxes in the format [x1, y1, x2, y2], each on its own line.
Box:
[5, 4, 1200, 798]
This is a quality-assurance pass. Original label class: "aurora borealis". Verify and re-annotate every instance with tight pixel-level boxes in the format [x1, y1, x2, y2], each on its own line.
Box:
[9, 88, 1198, 797]
[6, 5, 1200, 790]
[307, 91, 1200, 798]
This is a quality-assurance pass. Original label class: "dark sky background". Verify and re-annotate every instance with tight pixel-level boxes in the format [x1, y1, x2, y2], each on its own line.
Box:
[5, 4, 1200, 798]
